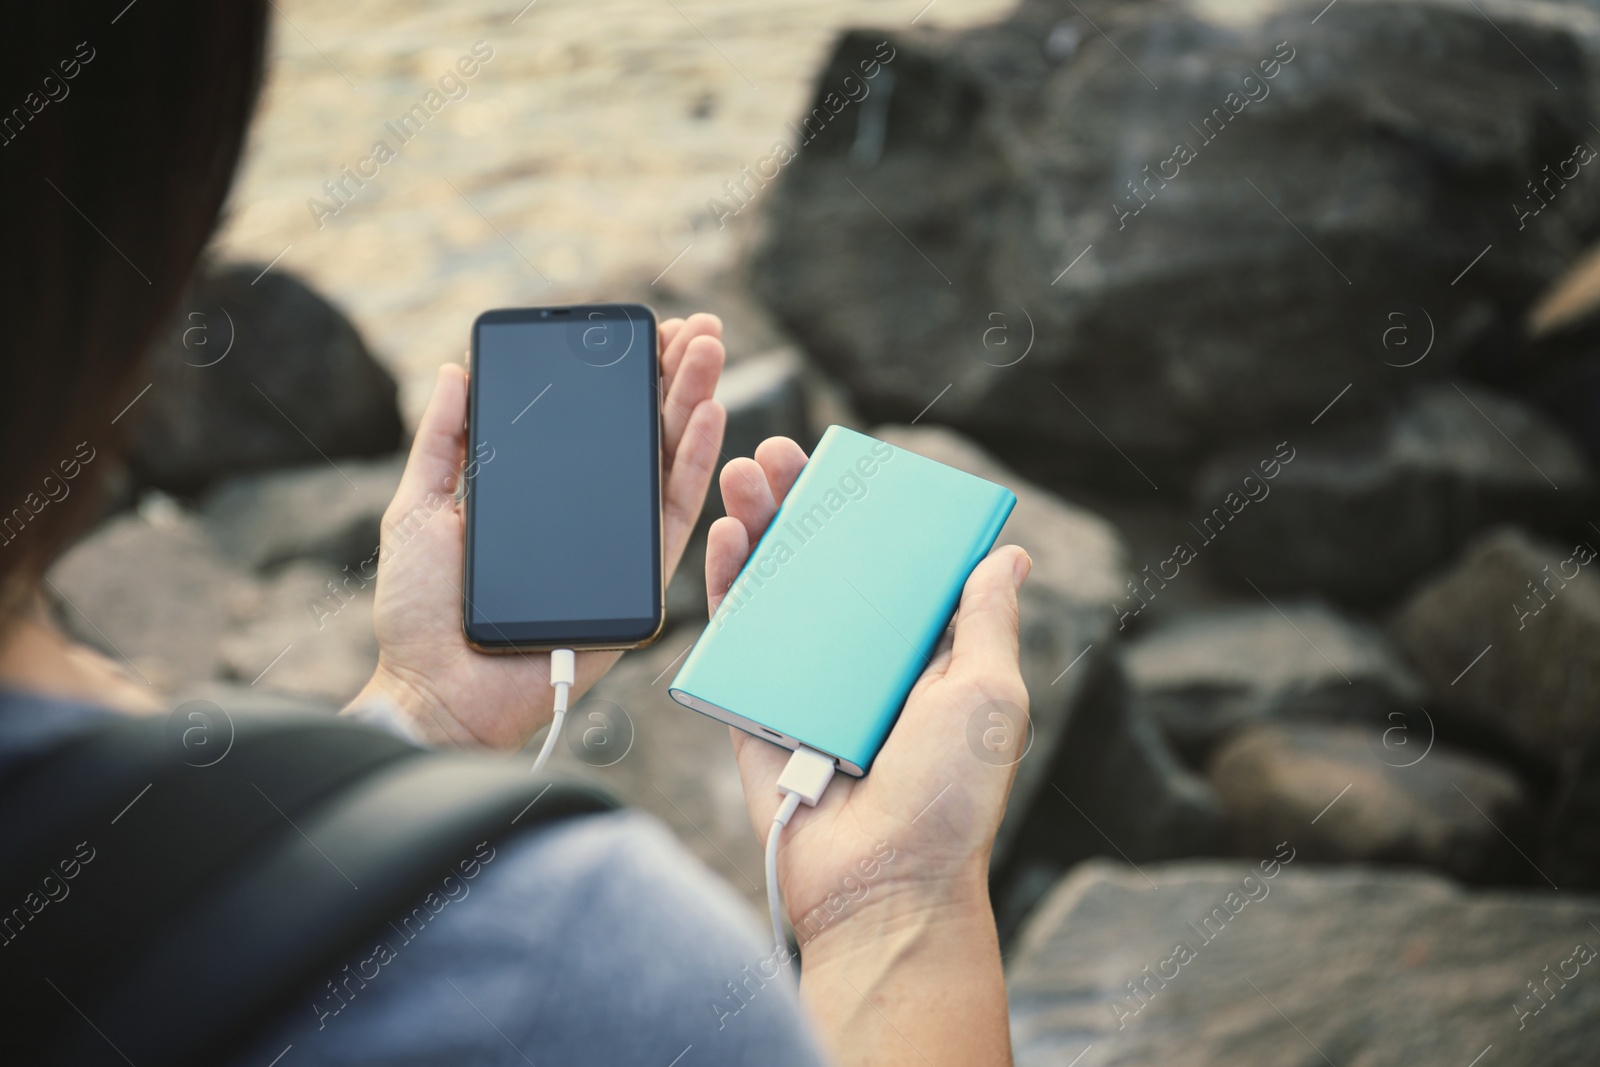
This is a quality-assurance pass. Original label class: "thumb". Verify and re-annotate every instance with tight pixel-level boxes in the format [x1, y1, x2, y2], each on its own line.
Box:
[947, 545, 1030, 690]
[392, 363, 468, 509]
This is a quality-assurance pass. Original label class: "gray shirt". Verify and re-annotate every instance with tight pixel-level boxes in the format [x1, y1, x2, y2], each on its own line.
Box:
[0, 692, 831, 1067]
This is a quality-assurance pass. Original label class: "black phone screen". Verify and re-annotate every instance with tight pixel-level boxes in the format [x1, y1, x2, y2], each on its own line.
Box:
[463, 304, 661, 647]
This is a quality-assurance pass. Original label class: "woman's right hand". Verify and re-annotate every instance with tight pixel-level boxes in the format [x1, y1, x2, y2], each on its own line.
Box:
[707, 436, 1029, 1067]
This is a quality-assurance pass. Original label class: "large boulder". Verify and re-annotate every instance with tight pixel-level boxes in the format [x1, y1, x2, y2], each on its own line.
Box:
[1008, 860, 1600, 1067]
[1193, 384, 1592, 604]
[996, 665, 1226, 942]
[129, 263, 404, 495]
[750, 0, 1600, 486]
[1546, 726, 1600, 889]
[1392, 526, 1600, 771]
[873, 424, 1130, 866]
[218, 560, 379, 705]
[1208, 723, 1532, 882]
[1123, 601, 1422, 765]
[201, 455, 406, 573]
[1490, 251, 1600, 466]
[45, 502, 260, 693]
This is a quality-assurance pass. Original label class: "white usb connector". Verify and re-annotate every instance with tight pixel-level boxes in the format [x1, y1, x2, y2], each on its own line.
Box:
[766, 744, 837, 973]
[776, 744, 837, 806]
[530, 648, 575, 774]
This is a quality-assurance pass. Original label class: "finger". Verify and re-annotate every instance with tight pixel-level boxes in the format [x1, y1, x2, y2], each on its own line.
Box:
[659, 312, 722, 394]
[719, 457, 779, 541]
[947, 546, 1030, 692]
[658, 317, 686, 354]
[705, 515, 750, 615]
[662, 398, 725, 575]
[662, 333, 725, 466]
[391, 363, 468, 512]
[752, 437, 808, 507]
[924, 626, 956, 679]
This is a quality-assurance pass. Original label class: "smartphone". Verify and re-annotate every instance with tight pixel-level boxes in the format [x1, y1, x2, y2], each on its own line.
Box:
[463, 304, 663, 651]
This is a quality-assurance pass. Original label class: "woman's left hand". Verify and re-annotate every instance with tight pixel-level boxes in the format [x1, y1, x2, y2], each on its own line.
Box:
[343, 313, 727, 749]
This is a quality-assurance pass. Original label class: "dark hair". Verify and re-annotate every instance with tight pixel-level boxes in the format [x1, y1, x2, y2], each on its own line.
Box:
[0, 0, 269, 610]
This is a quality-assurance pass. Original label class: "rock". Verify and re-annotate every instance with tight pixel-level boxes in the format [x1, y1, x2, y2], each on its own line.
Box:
[129, 263, 404, 495]
[704, 347, 812, 522]
[873, 424, 1130, 866]
[218, 560, 378, 705]
[1122, 602, 1423, 766]
[1527, 349, 1600, 468]
[45, 500, 260, 693]
[1546, 728, 1600, 890]
[750, 3, 1600, 486]
[1493, 253, 1600, 467]
[1209, 723, 1532, 882]
[648, 266, 798, 370]
[201, 455, 406, 572]
[721, 349, 811, 454]
[537, 631, 768, 916]
[1008, 860, 1600, 1067]
[1193, 384, 1593, 603]
[1392, 526, 1600, 770]
[993, 664, 1225, 942]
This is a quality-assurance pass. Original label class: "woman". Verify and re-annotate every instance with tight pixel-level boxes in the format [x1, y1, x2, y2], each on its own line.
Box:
[0, 3, 1031, 1065]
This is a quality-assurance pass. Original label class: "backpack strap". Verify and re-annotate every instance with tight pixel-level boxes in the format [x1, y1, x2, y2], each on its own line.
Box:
[0, 708, 615, 1067]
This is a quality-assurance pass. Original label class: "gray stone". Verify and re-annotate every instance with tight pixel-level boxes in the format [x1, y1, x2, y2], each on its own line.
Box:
[1547, 727, 1600, 890]
[45, 501, 261, 694]
[717, 348, 812, 464]
[218, 560, 378, 705]
[201, 455, 406, 573]
[1392, 526, 1600, 769]
[750, 2, 1600, 485]
[129, 263, 404, 495]
[1524, 342, 1600, 467]
[1009, 860, 1600, 1067]
[1122, 601, 1423, 765]
[1194, 384, 1593, 603]
[1209, 723, 1532, 882]
[873, 424, 1130, 866]
[994, 664, 1225, 943]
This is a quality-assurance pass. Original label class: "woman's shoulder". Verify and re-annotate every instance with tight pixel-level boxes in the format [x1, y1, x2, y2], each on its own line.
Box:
[0, 686, 119, 782]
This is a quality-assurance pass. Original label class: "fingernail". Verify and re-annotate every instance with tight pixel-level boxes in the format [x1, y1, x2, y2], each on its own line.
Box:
[1013, 550, 1032, 586]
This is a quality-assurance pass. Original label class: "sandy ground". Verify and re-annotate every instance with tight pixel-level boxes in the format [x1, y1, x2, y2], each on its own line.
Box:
[213, 0, 1015, 424]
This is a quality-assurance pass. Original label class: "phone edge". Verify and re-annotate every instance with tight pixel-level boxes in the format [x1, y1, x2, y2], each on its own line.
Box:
[460, 302, 667, 654]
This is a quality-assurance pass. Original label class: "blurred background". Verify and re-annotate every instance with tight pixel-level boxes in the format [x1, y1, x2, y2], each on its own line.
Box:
[54, 0, 1600, 1062]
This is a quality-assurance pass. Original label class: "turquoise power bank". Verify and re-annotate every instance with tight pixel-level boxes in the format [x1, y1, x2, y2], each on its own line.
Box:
[668, 426, 1017, 775]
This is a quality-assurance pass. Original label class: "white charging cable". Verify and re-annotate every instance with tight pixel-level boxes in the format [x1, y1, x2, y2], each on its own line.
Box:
[530, 648, 575, 774]
[766, 745, 837, 974]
